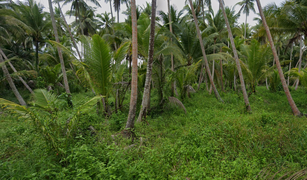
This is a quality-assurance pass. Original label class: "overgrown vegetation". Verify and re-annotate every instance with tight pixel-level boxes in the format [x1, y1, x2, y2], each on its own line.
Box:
[1, 87, 307, 179]
[1, 0, 307, 178]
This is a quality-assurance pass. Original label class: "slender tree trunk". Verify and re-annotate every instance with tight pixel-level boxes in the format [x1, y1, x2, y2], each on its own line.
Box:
[204, 68, 208, 91]
[117, 10, 119, 23]
[234, 72, 237, 91]
[189, 0, 223, 102]
[0, 48, 33, 94]
[198, 65, 204, 90]
[167, 0, 175, 96]
[244, 13, 247, 40]
[109, 0, 114, 24]
[0, 54, 26, 106]
[219, 0, 251, 111]
[209, 60, 215, 94]
[137, 0, 156, 123]
[49, 0, 71, 94]
[125, 0, 138, 133]
[288, 43, 293, 86]
[35, 40, 39, 72]
[220, 59, 224, 92]
[295, 36, 303, 90]
[256, 0, 301, 116]
[58, 2, 82, 61]
[201, 0, 205, 23]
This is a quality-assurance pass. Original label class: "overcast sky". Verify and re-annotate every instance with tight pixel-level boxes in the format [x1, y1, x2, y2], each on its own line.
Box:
[34, 0, 284, 26]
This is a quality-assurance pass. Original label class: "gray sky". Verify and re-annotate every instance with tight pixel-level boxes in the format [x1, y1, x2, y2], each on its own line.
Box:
[34, 0, 284, 26]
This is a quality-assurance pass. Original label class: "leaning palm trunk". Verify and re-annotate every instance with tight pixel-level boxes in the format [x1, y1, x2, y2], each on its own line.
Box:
[188, 0, 223, 102]
[57, 2, 82, 61]
[0, 48, 33, 94]
[125, 0, 138, 133]
[48, 0, 70, 94]
[219, 0, 251, 111]
[0, 54, 26, 106]
[256, 0, 301, 116]
[137, 0, 156, 123]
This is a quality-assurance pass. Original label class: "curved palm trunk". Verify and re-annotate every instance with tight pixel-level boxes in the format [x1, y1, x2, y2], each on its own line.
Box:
[219, 0, 251, 111]
[167, 0, 175, 96]
[256, 0, 301, 116]
[48, 0, 70, 94]
[0, 54, 26, 106]
[58, 2, 82, 61]
[0, 48, 33, 94]
[125, 0, 138, 133]
[188, 0, 223, 102]
[137, 0, 156, 123]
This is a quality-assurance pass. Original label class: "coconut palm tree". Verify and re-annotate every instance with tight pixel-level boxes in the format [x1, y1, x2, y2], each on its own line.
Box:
[255, 0, 301, 116]
[125, 0, 138, 135]
[235, 0, 256, 40]
[137, 0, 156, 123]
[218, 0, 251, 112]
[62, 0, 100, 35]
[48, 0, 70, 94]
[188, 0, 223, 102]
[57, 1, 82, 61]
[16, 0, 50, 72]
[167, 0, 175, 96]
[0, 53, 26, 106]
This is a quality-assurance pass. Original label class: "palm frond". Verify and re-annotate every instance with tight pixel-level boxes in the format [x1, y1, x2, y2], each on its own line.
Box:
[168, 97, 186, 113]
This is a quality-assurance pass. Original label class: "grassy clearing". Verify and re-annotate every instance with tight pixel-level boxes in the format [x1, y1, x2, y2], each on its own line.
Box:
[1, 87, 307, 179]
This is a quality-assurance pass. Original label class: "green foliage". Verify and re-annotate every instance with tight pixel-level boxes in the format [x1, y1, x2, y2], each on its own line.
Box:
[85, 34, 112, 97]
[1, 87, 307, 179]
[240, 39, 272, 92]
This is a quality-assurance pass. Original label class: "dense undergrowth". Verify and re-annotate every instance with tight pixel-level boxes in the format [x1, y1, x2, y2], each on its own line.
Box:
[1, 87, 307, 179]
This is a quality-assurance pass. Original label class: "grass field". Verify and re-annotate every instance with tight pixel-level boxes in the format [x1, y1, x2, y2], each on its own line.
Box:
[1, 87, 307, 179]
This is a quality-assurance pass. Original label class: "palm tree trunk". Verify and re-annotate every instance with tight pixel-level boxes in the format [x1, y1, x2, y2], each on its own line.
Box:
[256, 0, 301, 116]
[0, 54, 26, 106]
[167, 0, 175, 96]
[219, 0, 251, 111]
[197, 64, 204, 90]
[201, 0, 205, 23]
[58, 2, 82, 61]
[189, 0, 223, 102]
[295, 36, 303, 90]
[209, 60, 215, 94]
[117, 10, 119, 23]
[137, 0, 156, 123]
[244, 13, 247, 40]
[288, 43, 293, 86]
[125, 0, 138, 134]
[109, 0, 114, 24]
[35, 40, 39, 72]
[0, 49, 33, 94]
[220, 59, 224, 92]
[49, 0, 71, 94]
